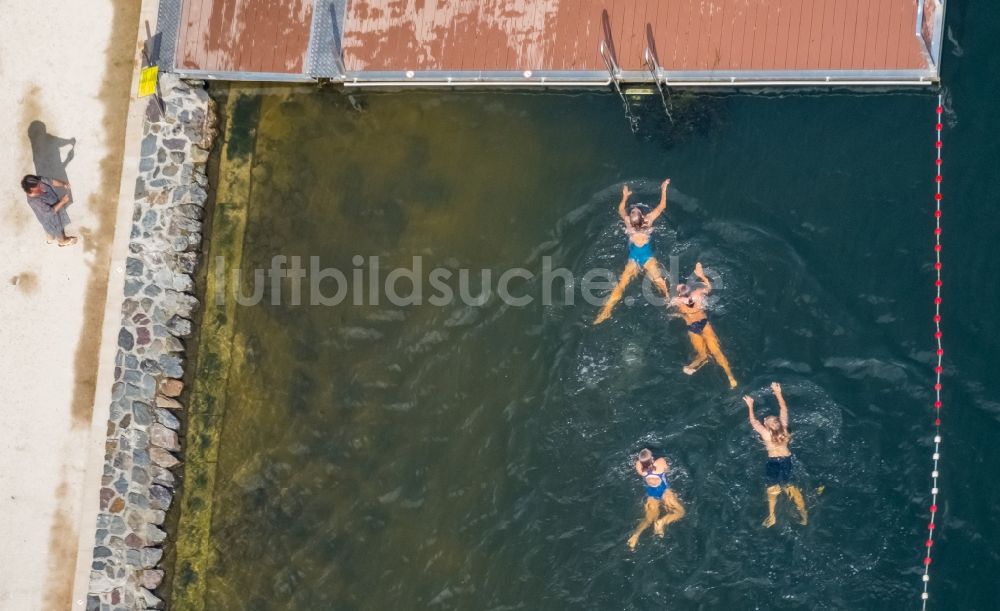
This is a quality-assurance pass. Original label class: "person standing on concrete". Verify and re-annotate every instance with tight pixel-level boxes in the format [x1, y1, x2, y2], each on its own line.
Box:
[21, 174, 77, 246]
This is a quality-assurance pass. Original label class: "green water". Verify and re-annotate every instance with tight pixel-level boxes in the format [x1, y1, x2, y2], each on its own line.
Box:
[178, 3, 1000, 609]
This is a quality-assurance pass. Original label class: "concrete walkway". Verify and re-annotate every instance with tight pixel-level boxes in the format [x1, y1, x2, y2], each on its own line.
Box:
[0, 0, 147, 608]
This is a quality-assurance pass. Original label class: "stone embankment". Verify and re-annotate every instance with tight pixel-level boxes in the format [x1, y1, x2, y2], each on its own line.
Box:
[87, 74, 215, 611]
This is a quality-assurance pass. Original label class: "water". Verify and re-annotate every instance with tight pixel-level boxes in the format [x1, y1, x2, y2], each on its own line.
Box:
[178, 3, 1000, 609]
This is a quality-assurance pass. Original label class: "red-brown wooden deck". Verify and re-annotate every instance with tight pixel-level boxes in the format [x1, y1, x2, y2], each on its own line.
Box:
[166, 0, 942, 82]
[176, 0, 314, 74]
[341, 0, 928, 73]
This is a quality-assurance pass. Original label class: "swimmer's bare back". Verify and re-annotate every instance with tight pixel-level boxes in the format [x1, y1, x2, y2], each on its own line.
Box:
[744, 383, 792, 457]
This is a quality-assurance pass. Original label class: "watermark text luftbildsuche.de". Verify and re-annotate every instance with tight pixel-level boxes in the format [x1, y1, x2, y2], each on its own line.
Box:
[214, 255, 723, 309]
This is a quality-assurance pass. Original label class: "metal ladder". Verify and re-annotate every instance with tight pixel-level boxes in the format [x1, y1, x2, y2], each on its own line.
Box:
[643, 46, 674, 124]
[599, 39, 638, 132]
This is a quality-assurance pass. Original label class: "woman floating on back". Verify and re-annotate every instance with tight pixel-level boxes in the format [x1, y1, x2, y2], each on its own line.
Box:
[670, 262, 738, 389]
[628, 448, 685, 549]
[744, 382, 808, 527]
[593, 180, 672, 325]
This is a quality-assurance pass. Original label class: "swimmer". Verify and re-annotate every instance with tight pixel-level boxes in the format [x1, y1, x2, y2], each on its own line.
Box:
[627, 448, 685, 550]
[744, 382, 809, 527]
[593, 180, 672, 325]
[670, 262, 738, 388]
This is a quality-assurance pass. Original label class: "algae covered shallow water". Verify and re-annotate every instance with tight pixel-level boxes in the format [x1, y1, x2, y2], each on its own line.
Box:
[174, 5, 1000, 609]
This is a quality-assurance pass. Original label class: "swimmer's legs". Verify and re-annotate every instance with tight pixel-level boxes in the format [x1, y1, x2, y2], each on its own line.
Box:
[628, 497, 661, 550]
[763, 485, 781, 528]
[643, 258, 670, 298]
[654, 490, 686, 536]
[594, 261, 640, 325]
[683, 332, 711, 374]
[784, 485, 808, 525]
[702, 324, 738, 388]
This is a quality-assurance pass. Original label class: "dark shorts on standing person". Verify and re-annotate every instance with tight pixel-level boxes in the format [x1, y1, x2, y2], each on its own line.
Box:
[765, 456, 793, 487]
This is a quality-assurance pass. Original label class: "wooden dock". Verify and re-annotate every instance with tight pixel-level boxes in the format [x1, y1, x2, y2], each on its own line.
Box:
[156, 0, 947, 87]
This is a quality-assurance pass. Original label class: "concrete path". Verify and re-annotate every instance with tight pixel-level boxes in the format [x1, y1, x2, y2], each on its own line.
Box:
[0, 0, 145, 608]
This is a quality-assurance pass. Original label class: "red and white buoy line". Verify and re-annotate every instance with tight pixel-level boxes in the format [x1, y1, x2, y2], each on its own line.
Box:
[920, 93, 945, 610]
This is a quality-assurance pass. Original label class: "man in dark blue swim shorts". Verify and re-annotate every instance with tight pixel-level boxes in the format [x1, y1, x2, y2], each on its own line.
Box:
[745, 382, 808, 527]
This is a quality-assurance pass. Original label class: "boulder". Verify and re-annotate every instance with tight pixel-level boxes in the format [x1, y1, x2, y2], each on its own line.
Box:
[149, 447, 179, 469]
[139, 586, 164, 609]
[166, 315, 192, 337]
[140, 569, 164, 590]
[150, 465, 176, 488]
[149, 485, 173, 511]
[145, 525, 168, 546]
[154, 408, 180, 430]
[149, 424, 180, 451]
[158, 378, 184, 397]
[155, 395, 182, 410]
[139, 547, 163, 569]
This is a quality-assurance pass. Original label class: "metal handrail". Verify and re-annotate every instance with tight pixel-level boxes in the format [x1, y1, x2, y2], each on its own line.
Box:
[644, 47, 673, 123]
[599, 40, 637, 131]
[599, 40, 621, 77]
[642, 48, 661, 82]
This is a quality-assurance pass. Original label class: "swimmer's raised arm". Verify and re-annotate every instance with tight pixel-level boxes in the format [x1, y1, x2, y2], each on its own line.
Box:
[646, 179, 671, 224]
[618, 184, 632, 224]
[772, 382, 789, 427]
[693, 262, 711, 293]
[744, 395, 769, 438]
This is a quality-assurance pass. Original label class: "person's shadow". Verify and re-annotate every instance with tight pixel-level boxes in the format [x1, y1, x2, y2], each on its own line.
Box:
[28, 120, 76, 225]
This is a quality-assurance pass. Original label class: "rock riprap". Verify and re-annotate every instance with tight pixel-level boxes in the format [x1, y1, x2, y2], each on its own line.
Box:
[87, 74, 216, 611]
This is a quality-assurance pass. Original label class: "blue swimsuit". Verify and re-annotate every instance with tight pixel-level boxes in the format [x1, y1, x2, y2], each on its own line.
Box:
[643, 471, 670, 499]
[628, 238, 654, 266]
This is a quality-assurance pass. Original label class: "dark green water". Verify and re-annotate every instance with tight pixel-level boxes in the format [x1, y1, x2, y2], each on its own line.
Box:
[189, 3, 1000, 609]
